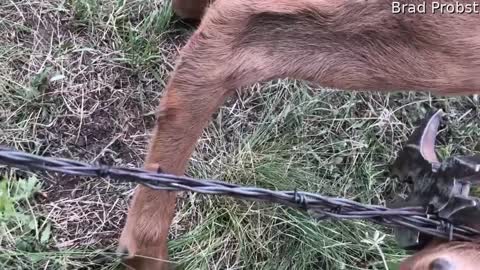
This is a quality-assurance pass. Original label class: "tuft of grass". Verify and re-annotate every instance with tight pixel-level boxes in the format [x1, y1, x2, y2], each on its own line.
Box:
[114, 0, 175, 68]
[0, 175, 50, 268]
[70, 0, 100, 22]
[0, 173, 123, 269]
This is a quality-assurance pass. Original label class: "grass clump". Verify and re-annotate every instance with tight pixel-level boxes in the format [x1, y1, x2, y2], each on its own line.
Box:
[0, 175, 51, 268]
[0, 174, 122, 269]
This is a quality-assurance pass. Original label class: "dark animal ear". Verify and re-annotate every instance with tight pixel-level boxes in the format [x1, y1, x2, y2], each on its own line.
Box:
[388, 110, 447, 250]
[406, 109, 443, 164]
[391, 110, 444, 182]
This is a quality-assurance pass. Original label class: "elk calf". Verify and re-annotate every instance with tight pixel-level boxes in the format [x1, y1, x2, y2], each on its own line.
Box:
[117, 0, 480, 269]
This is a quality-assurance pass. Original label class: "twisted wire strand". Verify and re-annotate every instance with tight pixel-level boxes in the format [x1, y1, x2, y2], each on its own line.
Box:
[0, 146, 479, 242]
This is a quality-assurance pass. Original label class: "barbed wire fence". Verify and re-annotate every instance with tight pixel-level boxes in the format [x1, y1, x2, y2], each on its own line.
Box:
[0, 146, 479, 242]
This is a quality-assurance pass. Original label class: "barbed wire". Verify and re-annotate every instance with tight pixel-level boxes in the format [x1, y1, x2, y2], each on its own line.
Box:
[0, 146, 479, 242]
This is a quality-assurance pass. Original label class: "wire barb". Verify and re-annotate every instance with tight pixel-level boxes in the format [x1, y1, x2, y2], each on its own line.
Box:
[293, 188, 308, 210]
[0, 147, 479, 242]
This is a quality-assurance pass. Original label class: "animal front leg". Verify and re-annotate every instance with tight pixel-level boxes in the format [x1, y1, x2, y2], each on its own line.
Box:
[117, 82, 232, 269]
[116, 14, 276, 269]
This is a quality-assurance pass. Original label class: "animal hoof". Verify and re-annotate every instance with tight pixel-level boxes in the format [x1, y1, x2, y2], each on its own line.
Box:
[116, 245, 131, 259]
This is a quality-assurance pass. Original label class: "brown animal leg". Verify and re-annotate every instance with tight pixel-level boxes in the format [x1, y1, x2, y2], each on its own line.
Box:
[119, 0, 480, 269]
[117, 84, 232, 269]
[117, 7, 279, 269]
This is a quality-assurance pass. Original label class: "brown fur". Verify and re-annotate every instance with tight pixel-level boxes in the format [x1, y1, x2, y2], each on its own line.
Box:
[399, 240, 480, 270]
[118, 0, 480, 269]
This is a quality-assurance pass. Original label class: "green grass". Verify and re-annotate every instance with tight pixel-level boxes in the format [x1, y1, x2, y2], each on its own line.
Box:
[1, 0, 480, 269]
[0, 174, 101, 269]
[0, 174, 122, 269]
